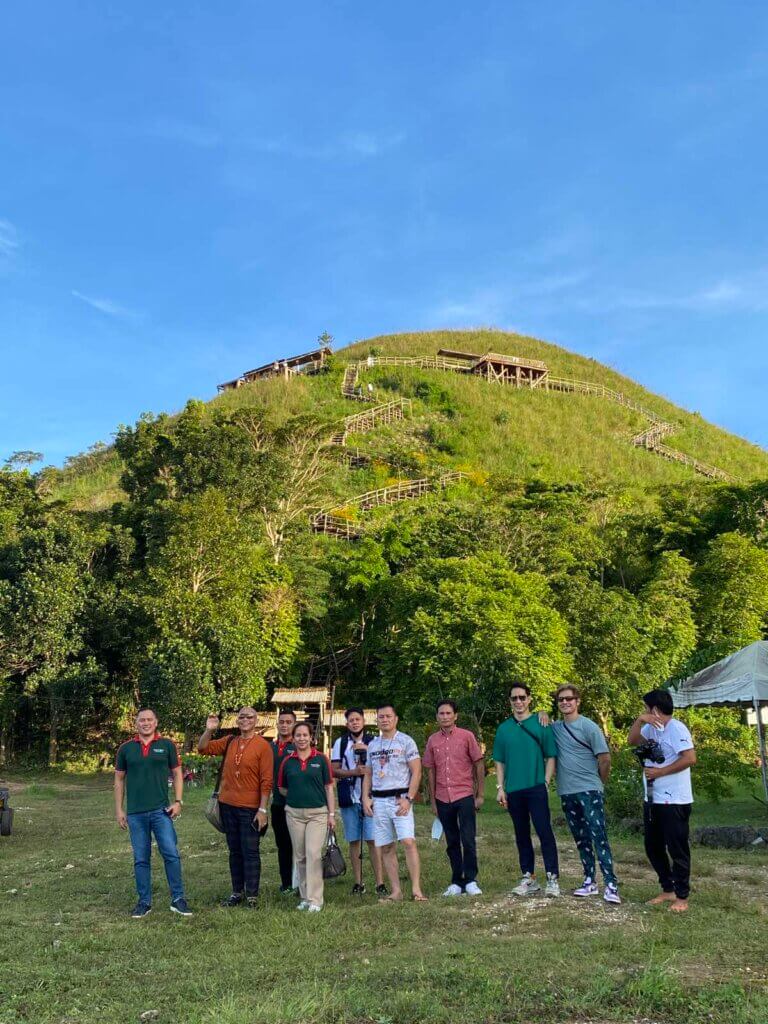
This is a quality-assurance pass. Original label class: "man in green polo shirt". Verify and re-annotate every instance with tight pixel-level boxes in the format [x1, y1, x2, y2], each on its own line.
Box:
[114, 708, 192, 918]
[493, 683, 560, 897]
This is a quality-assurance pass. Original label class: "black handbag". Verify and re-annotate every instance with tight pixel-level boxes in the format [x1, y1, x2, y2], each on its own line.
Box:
[204, 736, 235, 833]
[321, 826, 347, 879]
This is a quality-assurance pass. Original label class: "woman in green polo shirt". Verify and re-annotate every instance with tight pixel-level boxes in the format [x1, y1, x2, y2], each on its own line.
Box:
[277, 721, 336, 912]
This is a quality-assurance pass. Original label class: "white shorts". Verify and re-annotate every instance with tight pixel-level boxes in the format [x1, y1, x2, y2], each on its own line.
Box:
[372, 796, 416, 846]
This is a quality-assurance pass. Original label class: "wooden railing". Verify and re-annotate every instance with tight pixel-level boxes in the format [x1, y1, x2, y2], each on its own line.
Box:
[310, 514, 361, 539]
[342, 398, 412, 435]
[637, 440, 730, 480]
[311, 471, 469, 537]
[359, 356, 470, 372]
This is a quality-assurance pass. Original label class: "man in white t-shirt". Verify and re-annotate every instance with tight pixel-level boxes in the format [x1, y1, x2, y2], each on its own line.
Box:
[362, 704, 427, 902]
[628, 688, 697, 913]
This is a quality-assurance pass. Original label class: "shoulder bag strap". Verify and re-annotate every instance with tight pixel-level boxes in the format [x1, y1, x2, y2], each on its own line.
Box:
[213, 735, 236, 796]
[515, 719, 546, 759]
[561, 720, 596, 754]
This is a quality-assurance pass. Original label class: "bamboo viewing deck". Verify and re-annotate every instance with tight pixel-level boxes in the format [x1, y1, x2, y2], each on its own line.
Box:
[311, 471, 469, 538]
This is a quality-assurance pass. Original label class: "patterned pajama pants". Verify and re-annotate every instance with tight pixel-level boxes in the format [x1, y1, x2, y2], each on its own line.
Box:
[561, 791, 617, 886]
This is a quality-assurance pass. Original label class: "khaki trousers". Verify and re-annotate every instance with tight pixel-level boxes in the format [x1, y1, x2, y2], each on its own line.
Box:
[286, 806, 327, 908]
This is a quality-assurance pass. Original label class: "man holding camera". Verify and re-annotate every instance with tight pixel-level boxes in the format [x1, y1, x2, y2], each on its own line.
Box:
[628, 688, 696, 913]
[331, 707, 387, 897]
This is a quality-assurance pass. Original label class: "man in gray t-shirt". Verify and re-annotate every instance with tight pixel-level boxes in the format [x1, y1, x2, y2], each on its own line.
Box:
[552, 685, 620, 903]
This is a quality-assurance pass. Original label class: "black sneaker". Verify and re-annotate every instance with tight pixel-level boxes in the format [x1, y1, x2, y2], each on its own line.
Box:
[375, 884, 389, 898]
[220, 893, 243, 907]
[351, 883, 366, 896]
[130, 903, 152, 919]
[170, 897, 193, 917]
[245, 896, 259, 909]
[279, 885, 298, 895]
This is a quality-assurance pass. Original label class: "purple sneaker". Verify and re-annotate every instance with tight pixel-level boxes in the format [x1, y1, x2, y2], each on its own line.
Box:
[603, 884, 621, 904]
[572, 878, 599, 897]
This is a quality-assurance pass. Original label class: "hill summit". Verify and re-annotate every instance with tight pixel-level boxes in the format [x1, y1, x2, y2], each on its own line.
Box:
[54, 329, 768, 511]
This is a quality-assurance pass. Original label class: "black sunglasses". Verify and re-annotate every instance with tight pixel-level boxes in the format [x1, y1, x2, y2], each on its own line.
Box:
[557, 696, 577, 703]
[510, 695, 528, 702]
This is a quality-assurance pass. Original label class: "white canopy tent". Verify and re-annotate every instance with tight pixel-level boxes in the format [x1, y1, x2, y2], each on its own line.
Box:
[670, 640, 768, 807]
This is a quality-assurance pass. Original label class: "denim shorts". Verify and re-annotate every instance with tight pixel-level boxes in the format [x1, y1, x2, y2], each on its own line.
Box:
[340, 804, 375, 842]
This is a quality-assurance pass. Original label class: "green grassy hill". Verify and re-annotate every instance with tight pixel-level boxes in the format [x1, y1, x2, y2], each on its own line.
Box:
[53, 329, 768, 510]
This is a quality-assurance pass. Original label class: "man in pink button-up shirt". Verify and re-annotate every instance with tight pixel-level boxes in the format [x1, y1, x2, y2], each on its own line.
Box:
[422, 699, 485, 896]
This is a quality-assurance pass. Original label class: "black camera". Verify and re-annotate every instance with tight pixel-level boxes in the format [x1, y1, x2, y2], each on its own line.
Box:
[633, 738, 665, 765]
[354, 749, 367, 766]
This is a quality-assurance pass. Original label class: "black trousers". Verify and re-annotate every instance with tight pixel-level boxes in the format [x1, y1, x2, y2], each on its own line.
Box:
[271, 804, 294, 888]
[506, 783, 559, 877]
[436, 795, 478, 887]
[643, 802, 691, 899]
[219, 802, 261, 897]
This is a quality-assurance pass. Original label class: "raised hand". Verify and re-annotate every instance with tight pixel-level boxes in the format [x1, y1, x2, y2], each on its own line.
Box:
[205, 714, 220, 732]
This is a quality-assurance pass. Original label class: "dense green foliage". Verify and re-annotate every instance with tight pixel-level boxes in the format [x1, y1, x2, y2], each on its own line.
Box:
[1, 331, 766, 799]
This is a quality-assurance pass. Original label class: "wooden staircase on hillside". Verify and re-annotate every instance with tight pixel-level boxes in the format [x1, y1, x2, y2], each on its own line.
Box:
[341, 363, 373, 400]
[330, 398, 413, 446]
[310, 471, 469, 538]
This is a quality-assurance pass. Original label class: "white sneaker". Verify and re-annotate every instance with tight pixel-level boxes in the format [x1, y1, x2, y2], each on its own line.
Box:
[545, 872, 561, 898]
[442, 883, 463, 897]
[306, 904, 322, 913]
[603, 884, 621, 904]
[464, 881, 482, 896]
[573, 877, 599, 897]
[296, 900, 310, 911]
[512, 873, 541, 896]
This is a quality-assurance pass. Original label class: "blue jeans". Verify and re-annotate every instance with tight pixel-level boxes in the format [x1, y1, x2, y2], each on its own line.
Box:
[127, 808, 185, 905]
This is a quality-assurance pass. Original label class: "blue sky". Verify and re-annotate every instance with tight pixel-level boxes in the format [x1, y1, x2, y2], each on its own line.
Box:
[2, 1, 768, 465]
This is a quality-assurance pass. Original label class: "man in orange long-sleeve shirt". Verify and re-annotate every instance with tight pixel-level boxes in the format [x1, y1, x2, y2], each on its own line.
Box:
[198, 708, 273, 907]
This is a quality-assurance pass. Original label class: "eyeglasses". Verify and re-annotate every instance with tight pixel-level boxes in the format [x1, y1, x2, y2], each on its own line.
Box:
[510, 695, 528, 702]
[557, 696, 577, 704]
[238, 714, 256, 719]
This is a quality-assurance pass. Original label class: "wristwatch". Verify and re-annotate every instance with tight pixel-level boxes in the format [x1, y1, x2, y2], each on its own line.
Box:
[173, 799, 183, 806]
[257, 807, 268, 814]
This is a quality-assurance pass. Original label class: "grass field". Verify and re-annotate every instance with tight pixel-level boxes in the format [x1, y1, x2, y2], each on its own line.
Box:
[1, 773, 767, 1024]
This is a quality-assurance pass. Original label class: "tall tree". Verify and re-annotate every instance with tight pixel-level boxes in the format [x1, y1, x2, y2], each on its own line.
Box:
[695, 532, 768, 657]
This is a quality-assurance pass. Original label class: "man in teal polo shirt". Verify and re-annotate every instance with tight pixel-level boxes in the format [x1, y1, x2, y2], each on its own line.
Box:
[493, 683, 560, 897]
[114, 708, 192, 918]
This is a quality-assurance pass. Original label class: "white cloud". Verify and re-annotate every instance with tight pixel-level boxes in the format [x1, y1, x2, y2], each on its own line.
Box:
[574, 271, 768, 315]
[0, 219, 19, 269]
[149, 119, 220, 148]
[428, 270, 591, 325]
[71, 290, 141, 319]
[345, 132, 405, 157]
[244, 131, 405, 161]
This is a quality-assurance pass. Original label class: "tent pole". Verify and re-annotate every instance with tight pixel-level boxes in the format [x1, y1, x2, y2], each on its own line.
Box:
[754, 697, 768, 810]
